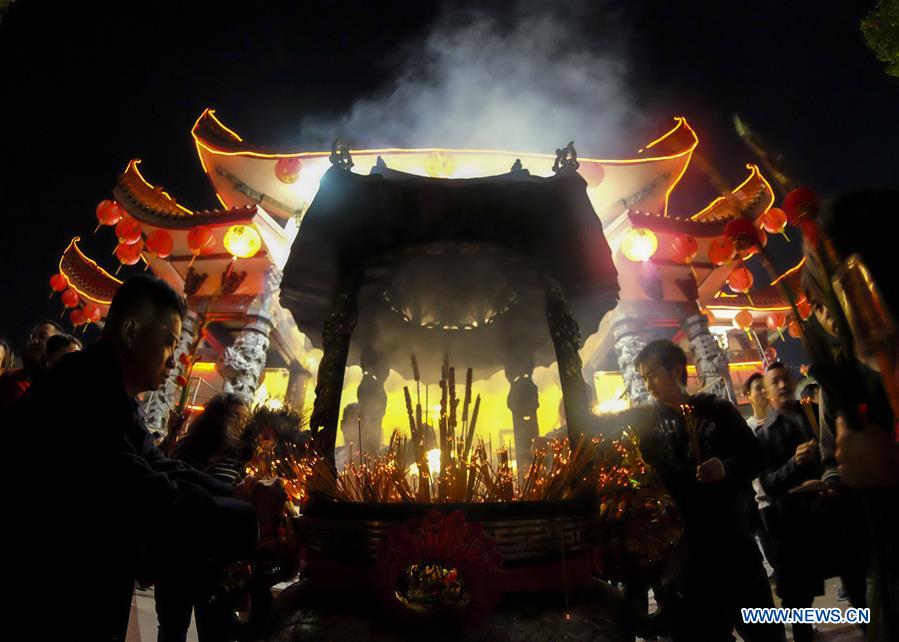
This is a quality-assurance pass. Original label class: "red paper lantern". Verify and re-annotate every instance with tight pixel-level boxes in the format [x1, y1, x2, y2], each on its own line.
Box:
[724, 217, 762, 253]
[61, 288, 80, 309]
[761, 207, 788, 235]
[764, 346, 778, 363]
[96, 199, 124, 227]
[739, 229, 768, 260]
[178, 352, 191, 366]
[50, 273, 69, 292]
[187, 226, 215, 254]
[145, 229, 174, 259]
[175, 375, 188, 388]
[83, 302, 101, 324]
[783, 187, 820, 226]
[274, 157, 302, 184]
[766, 312, 786, 331]
[69, 308, 86, 326]
[733, 309, 754, 330]
[115, 239, 144, 266]
[708, 236, 736, 266]
[727, 265, 754, 294]
[787, 319, 802, 338]
[115, 216, 143, 245]
[670, 234, 698, 264]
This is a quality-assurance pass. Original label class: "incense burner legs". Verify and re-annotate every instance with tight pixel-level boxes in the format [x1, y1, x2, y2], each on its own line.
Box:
[310, 270, 363, 464]
[544, 277, 591, 442]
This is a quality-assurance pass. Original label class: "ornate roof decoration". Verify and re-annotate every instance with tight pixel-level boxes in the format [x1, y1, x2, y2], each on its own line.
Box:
[113, 159, 257, 228]
[627, 210, 728, 237]
[690, 164, 775, 223]
[59, 237, 122, 305]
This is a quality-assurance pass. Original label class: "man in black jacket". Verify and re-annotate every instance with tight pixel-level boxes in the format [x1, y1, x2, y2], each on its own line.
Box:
[756, 361, 866, 642]
[6, 275, 275, 641]
[634, 340, 784, 642]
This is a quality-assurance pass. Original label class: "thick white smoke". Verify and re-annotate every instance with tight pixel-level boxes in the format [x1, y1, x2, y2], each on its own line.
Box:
[300, 5, 642, 157]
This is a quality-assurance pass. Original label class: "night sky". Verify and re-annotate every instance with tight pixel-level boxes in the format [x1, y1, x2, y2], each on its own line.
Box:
[1, 0, 896, 361]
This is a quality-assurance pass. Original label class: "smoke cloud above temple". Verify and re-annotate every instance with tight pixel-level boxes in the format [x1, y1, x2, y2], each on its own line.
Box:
[299, 4, 642, 156]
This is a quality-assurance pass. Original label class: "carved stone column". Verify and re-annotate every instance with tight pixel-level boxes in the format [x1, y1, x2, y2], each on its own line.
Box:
[142, 312, 200, 432]
[545, 278, 590, 443]
[219, 320, 272, 404]
[218, 267, 282, 405]
[682, 313, 735, 401]
[612, 316, 652, 407]
[309, 269, 363, 464]
[356, 346, 388, 456]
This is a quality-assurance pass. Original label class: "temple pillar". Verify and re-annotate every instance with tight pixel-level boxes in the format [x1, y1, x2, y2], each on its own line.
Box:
[217, 268, 282, 404]
[682, 313, 735, 401]
[612, 316, 653, 407]
[143, 311, 200, 432]
[309, 269, 363, 465]
[219, 319, 272, 404]
[356, 346, 388, 456]
[286, 360, 311, 413]
[545, 277, 590, 443]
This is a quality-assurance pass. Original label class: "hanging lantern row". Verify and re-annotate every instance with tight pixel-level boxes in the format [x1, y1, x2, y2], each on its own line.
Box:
[94, 199, 265, 270]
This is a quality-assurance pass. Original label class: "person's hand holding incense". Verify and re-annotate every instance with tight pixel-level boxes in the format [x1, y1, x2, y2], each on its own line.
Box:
[696, 457, 725, 483]
[793, 439, 818, 465]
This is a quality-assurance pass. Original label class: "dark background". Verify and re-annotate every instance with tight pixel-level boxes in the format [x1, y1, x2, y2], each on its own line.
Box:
[1, 0, 896, 363]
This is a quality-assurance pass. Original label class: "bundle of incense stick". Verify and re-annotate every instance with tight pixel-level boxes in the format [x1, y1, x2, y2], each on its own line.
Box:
[291, 432, 601, 504]
[799, 398, 820, 439]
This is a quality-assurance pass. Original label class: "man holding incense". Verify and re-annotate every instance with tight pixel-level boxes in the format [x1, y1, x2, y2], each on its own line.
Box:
[634, 340, 783, 642]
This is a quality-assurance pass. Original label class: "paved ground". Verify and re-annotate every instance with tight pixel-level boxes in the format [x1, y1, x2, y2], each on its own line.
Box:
[126, 577, 864, 641]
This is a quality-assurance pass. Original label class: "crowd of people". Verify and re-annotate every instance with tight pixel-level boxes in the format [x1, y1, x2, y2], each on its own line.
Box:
[0, 192, 896, 642]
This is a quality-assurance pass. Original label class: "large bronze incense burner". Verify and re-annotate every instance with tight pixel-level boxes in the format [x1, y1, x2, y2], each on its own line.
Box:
[278, 149, 628, 632]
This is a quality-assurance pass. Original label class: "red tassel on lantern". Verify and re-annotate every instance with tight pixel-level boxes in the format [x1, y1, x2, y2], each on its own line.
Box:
[787, 319, 802, 338]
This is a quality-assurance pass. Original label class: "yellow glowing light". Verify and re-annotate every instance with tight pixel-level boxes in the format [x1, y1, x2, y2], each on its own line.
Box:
[620, 228, 658, 262]
[223, 224, 262, 259]
[426, 448, 442, 473]
[191, 361, 217, 373]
